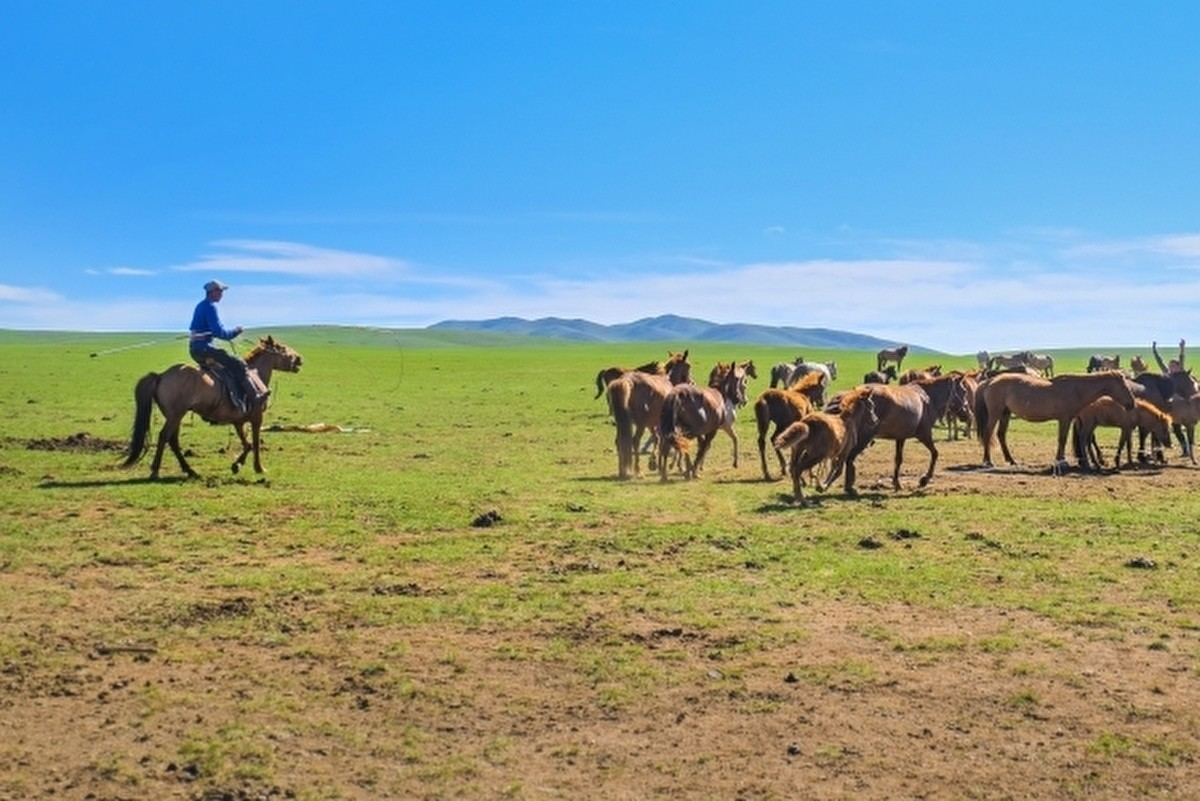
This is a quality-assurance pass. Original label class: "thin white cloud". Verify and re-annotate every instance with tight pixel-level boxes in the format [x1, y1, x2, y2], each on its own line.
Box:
[171, 239, 405, 278]
[109, 267, 157, 276]
[0, 283, 61, 304]
[1063, 233, 1200, 261]
[764, 226, 786, 236]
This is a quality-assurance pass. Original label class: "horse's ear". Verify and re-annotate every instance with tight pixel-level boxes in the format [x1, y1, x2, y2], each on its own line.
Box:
[266, 335, 274, 345]
[682, 349, 688, 360]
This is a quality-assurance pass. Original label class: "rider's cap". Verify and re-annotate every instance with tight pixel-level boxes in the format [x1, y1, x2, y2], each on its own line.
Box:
[204, 280, 229, 292]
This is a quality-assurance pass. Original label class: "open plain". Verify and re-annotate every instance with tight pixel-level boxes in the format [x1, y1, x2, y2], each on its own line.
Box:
[1, 329, 1198, 800]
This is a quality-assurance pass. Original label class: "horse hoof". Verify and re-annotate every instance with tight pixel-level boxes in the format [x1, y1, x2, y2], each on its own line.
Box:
[231, 463, 240, 474]
[918, 476, 931, 487]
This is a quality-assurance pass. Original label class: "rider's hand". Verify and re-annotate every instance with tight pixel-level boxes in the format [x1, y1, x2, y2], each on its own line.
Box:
[234, 326, 244, 336]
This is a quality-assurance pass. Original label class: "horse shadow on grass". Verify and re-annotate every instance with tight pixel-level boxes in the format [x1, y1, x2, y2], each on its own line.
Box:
[757, 489, 888, 513]
[38, 475, 193, 489]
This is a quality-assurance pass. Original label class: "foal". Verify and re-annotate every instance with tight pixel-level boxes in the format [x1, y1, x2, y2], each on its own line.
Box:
[772, 388, 877, 503]
[659, 361, 750, 481]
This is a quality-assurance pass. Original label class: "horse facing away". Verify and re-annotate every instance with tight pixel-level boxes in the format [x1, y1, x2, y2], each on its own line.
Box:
[607, 350, 691, 479]
[876, 345, 908, 372]
[659, 361, 749, 481]
[594, 356, 669, 399]
[769, 356, 804, 388]
[123, 336, 303, 479]
[975, 371, 1136, 468]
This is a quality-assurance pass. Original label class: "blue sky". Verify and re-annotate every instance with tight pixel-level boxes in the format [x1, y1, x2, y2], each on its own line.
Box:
[3, 2, 1200, 350]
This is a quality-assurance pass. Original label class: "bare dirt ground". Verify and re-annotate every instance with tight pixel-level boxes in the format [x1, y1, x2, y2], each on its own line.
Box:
[3, 435, 1199, 800]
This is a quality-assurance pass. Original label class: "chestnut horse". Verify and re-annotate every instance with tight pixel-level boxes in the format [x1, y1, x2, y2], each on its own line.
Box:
[772, 388, 877, 503]
[1072, 398, 1172, 471]
[607, 350, 691, 479]
[659, 361, 750, 481]
[594, 356, 670, 399]
[840, 381, 941, 494]
[752, 373, 825, 480]
[122, 336, 303, 479]
[975, 371, 1136, 468]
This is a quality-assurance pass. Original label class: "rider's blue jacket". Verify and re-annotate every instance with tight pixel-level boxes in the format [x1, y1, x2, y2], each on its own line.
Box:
[189, 299, 239, 353]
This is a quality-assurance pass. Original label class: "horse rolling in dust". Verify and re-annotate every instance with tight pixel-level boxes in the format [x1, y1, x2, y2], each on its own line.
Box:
[772, 388, 877, 504]
[975, 371, 1136, 470]
[606, 350, 692, 479]
[876, 345, 908, 373]
[1072, 398, 1172, 471]
[658, 361, 750, 481]
[122, 336, 303, 479]
[752, 372, 825, 480]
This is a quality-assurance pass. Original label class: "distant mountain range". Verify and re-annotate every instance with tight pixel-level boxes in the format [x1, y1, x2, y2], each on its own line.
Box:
[428, 314, 930, 351]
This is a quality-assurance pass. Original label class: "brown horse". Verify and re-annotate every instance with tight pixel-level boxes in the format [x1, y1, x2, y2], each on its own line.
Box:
[607, 350, 691, 479]
[659, 361, 750, 481]
[944, 371, 978, 440]
[876, 345, 908, 373]
[898, 365, 942, 384]
[975, 371, 1136, 468]
[753, 382, 818, 481]
[863, 366, 897, 385]
[840, 381, 940, 494]
[594, 357, 667, 399]
[1086, 354, 1120, 373]
[1168, 393, 1200, 464]
[1072, 398, 1172, 471]
[772, 388, 877, 503]
[122, 337, 303, 479]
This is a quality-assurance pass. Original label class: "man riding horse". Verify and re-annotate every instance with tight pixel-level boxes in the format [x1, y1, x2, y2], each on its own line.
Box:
[189, 280, 267, 413]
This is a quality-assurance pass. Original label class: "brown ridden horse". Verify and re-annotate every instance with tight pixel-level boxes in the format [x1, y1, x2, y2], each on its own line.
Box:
[606, 350, 691, 479]
[1072, 398, 1172, 471]
[753, 382, 818, 481]
[876, 345, 908, 373]
[122, 337, 303, 479]
[841, 381, 940, 494]
[975, 371, 1136, 468]
[772, 388, 877, 503]
[658, 361, 750, 481]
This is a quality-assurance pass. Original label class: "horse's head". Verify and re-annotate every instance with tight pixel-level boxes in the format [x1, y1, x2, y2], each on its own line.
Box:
[741, 360, 758, 380]
[840, 388, 878, 432]
[826, 361, 837, 381]
[719, 361, 750, 407]
[666, 350, 691, 385]
[247, 335, 303, 373]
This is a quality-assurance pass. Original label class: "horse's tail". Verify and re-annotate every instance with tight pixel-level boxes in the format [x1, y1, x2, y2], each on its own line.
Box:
[608, 378, 634, 477]
[594, 370, 608, 399]
[974, 388, 989, 443]
[773, 420, 811, 452]
[123, 372, 159, 467]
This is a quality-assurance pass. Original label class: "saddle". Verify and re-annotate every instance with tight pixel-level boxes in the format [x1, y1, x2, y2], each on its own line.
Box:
[200, 359, 268, 414]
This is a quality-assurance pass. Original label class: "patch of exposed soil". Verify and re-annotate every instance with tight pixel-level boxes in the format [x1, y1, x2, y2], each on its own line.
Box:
[23, 432, 126, 453]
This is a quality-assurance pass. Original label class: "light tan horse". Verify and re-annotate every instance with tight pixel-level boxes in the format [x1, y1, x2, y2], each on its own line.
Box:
[122, 337, 303, 479]
[975, 371, 1136, 468]
[1072, 398, 1172, 470]
[606, 350, 691, 479]
[1021, 352, 1055, 377]
[772, 388, 877, 503]
[658, 361, 750, 481]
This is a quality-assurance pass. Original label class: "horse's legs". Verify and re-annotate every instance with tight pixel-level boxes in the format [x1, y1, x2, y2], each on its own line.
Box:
[149, 415, 178, 479]
[167, 428, 198, 478]
[251, 415, 265, 473]
[693, 433, 717, 478]
[917, 431, 938, 487]
[997, 412, 1016, 464]
[231, 423, 253, 474]
[892, 439, 906, 490]
[1054, 419, 1071, 465]
[724, 425, 739, 469]
[758, 424, 773, 480]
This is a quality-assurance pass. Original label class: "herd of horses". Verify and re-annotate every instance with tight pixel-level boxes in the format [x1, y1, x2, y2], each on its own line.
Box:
[597, 344, 1200, 503]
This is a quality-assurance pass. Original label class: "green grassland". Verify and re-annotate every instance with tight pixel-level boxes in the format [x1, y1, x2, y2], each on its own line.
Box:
[1, 328, 1197, 799]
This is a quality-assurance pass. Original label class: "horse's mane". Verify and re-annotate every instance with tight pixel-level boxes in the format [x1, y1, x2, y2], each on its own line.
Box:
[1137, 399, 1172, 425]
[789, 372, 825, 392]
[243, 339, 275, 361]
[836, 386, 873, 412]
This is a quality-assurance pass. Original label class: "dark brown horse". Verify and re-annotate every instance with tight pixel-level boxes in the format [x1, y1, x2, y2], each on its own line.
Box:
[840, 381, 940, 494]
[607, 350, 691, 479]
[976, 371, 1136, 468]
[753, 384, 817, 481]
[659, 361, 750, 481]
[123, 337, 303, 478]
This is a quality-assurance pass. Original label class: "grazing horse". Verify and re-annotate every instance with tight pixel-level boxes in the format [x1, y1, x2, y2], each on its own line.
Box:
[607, 351, 691, 479]
[1072, 398, 1172, 471]
[769, 356, 805, 388]
[975, 371, 1136, 468]
[1022, 352, 1055, 377]
[1086, 354, 1120, 373]
[658, 361, 750, 481]
[876, 345, 908, 372]
[841, 380, 941, 494]
[122, 337, 303, 479]
[772, 388, 877, 503]
[863, 366, 897, 385]
[752, 376, 824, 480]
